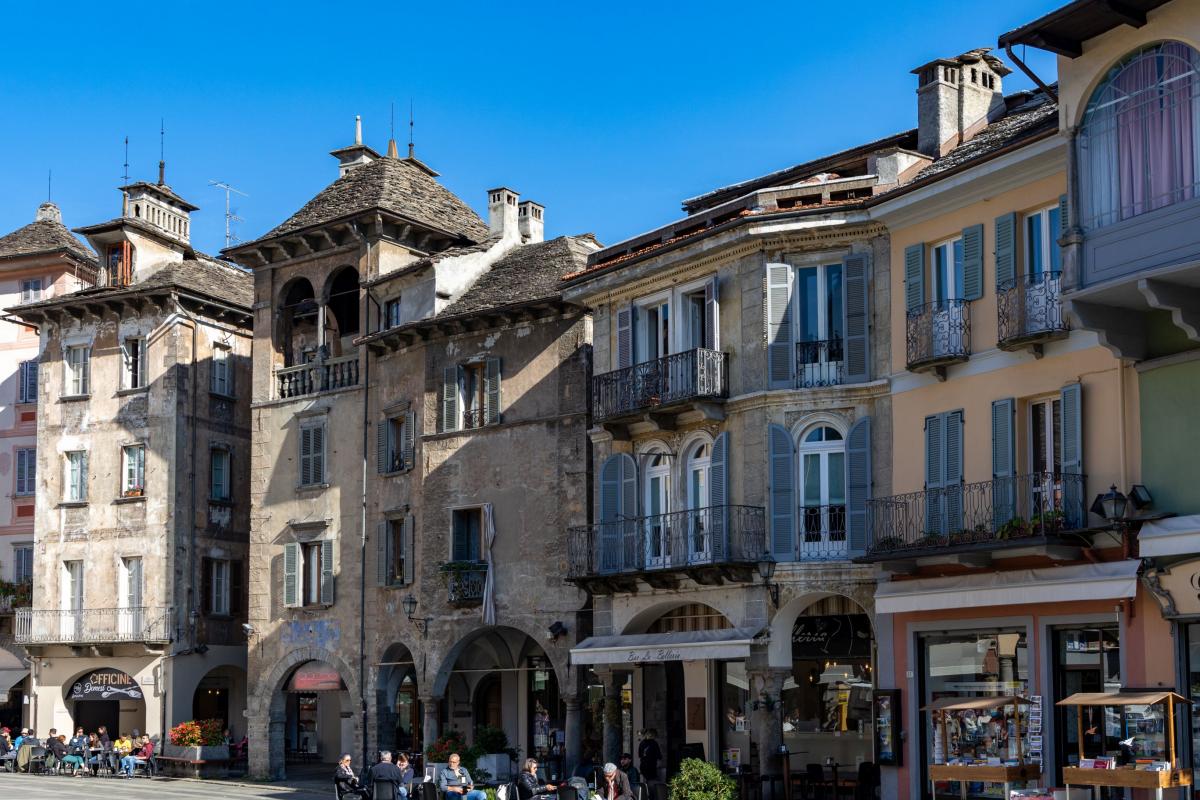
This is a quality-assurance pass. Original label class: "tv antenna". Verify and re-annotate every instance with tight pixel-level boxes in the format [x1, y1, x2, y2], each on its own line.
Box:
[208, 180, 248, 248]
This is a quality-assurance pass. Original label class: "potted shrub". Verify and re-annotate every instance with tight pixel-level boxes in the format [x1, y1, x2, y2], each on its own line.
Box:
[997, 517, 1028, 540]
[668, 758, 735, 800]
[164, 718, 229, 775]
[474, 724, 518, 782]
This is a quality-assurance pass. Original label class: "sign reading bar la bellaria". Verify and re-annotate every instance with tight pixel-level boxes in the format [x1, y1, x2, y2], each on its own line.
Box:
[68, 669, 144, 702]
[289, 663, 345, 692]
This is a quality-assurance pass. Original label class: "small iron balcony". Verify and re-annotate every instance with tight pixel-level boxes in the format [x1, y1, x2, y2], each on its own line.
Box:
[591, 348, 727, 424]
[441, 562, 487, 607]
[906, 300, 971, 376]
[997, 272, 1069, 352]
[795, 339, 844, 388]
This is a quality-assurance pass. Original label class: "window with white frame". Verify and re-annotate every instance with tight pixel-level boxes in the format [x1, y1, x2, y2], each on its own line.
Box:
[18, 360, 37, 404]
[121, 444, 145, 497]
[303, 541, 324, 605]
[384, 297, 403, 329]
[15, 448, 35, 496]
[121, 337, 146, 390]
[796, 262, 845, 370]
[210, 447, 231, 501]
[379, 411, 415, 474]
[211, 345, 232, 395]
[209, 558, 230, 615]
[931, 236, 965, 308]
[614, 276, 719, 371]
[120, 556, 142, 609]
[1024, 205, 1063, 282]
[798, 426, 847, 554]
[298, 419, 326, 486]
[64, 450, 87, 502]
[283, 539, 333, 607]
[64, 345, 90, 396]
[12, 545, 32, 585]
[20, 278, 42, 304]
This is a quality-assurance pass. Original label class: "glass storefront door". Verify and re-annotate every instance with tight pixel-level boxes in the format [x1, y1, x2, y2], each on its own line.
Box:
[1051, 625, 1120, 782]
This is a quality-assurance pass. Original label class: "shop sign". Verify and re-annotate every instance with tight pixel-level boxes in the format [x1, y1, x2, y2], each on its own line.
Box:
[1146, 559, 1200, 617]
[791, 614, 872, 658]
[289, 664, 344, 692]
[624, 648, 683, 663]
[68, 669, 143, 702]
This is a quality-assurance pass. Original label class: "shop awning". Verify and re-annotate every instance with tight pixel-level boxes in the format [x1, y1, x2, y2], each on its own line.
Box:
[875, 560, 1140, 614]
[570, 627, 764, 666]
[0, 670, 27, 693]
[1057, 691, 1191, 707]
[1137, 515, 1200, 557]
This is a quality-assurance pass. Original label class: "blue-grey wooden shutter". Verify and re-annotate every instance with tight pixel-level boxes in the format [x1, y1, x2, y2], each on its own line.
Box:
[484, 358, 502, 425]
[846, 416, 872, 556]
[283, 542, 299, 607]
[944, 410, 964, 532]
[766, 263, 794, 388]
[312, 423, 325, 483]
[925, 414, 945, 535]
[376, 521, 390, 586]
[377, 418, 389, 474]
[402, 514, 415, 585]
[1061, 382, 1084, 527]
[704, 277, 719, 351]
[904, 244, 926, 314]
[600, 455, 622, 523]
[442, 366, 461, 432]
[991, 398, 1016, 529]
[994, 213, 1017, 288]
[320, 539, 335, 605]
[768, 424, 795, 560]
[599, 453, 637, 573]
[403, 410, 416, 470]
[299, 426, 312, 486]
[842, 252, 870, 384]
[710, 431, 729, 560]
[616, 305, 634, 368]
[961, 224, 984, 300]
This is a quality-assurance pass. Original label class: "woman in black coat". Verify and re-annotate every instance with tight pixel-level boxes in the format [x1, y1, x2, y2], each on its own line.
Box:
[516, 757, 558, 800]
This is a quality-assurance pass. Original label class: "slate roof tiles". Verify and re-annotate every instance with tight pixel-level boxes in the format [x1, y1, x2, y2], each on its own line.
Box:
[0, 218, 96, 265]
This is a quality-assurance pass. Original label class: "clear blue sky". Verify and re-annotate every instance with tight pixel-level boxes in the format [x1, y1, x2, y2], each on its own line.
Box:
[0, 1, 1063, 256]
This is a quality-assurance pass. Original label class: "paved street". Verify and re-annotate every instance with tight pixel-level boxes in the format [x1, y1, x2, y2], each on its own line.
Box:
[0, 773, 329, 799]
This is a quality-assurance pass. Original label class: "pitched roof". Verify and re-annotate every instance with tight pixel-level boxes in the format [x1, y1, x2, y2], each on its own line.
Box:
[0, 218, 96, 265]
[998, 0, 1171, 57]
[246, 156, 490, 246]
[440, 235, 598, 317]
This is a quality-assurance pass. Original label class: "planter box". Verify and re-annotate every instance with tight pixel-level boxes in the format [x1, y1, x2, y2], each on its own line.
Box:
[160, 744, 231, 778]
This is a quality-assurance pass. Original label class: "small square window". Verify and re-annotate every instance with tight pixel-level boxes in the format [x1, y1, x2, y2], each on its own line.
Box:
[20, 279, 42, 305]
[384, 298, 403, 329]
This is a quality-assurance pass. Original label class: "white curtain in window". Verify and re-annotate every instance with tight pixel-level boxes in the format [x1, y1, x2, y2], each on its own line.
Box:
[482, 502, 496, 625]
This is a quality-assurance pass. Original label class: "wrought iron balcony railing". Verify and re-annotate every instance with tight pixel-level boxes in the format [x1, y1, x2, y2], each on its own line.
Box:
[441, 562, 487, 607]
[276, 353, 360, 399]
[997, 272, 1068, 348]
[15, 606, 171, 645]
[906, 300, 971, 371]
[795, 339, 844, 388]
[866, 472, 1087, 558]
[591, 348, 727, 423]
[567, 505, 766, 579]
[798, 503, 849, 561]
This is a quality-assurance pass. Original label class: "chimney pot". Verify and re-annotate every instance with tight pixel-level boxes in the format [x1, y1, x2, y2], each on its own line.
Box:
[355, 115, 363, 146]
[36, 202, 62, 224]
[518, 201, 545, 244]
[913, 49, 1007, 157]
[487, 187, 520, 240]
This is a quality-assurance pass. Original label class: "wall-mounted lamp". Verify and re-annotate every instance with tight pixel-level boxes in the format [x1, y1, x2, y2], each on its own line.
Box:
[758, 553, 779, 607]
[402, 594, 430, 638]
[547, 621, 568, 641]
[1091, 483, 1154, 527]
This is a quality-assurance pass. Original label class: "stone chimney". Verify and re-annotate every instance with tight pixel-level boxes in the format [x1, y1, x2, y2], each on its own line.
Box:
[488, 187, 520, 240]
[330, 115, 381, 177]
[36, 202, 62, 224]
[518, 201, 544, 244]
[913, 49, 1010, 157]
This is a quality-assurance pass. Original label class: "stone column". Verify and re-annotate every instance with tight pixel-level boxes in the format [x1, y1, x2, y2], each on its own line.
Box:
[421, 696, 441, 753]
[748, 667, 790, 800]
[563, 695, 583, 776]
[595, 668, 623, 765]
[268, 711, 287, 781]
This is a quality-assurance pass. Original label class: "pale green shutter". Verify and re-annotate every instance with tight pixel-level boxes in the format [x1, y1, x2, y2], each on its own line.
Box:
[944, 411, 964, 532]
[283, 542, 299, 607]
[442, 366, 460, 432]
[961, 224, 984, 300]
[484, 358, 501, 425]
[319, 539, 335, 605]
[925, 414, 945, 535]
[991, 398, 1016, 529]
[377, 418, 389, 474]
[994, 213, 1017, 288]
[616, 305, 634, 368]
[904, 244, 926, 313]
[768, 424, 795, 560]
[846, 416, 871, 556]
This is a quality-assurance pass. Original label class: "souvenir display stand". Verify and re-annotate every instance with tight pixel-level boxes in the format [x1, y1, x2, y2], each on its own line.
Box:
[1058, 690, 1192, 799]
[923, 696, 1041, 800]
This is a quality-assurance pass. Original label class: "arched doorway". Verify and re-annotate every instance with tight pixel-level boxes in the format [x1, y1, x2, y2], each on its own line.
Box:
[192, 665, 247, 739]
[324, 267, 360, 355]
[282, 660, 351, 765]
[64, 668, 146, 738]
[781, 595, 873, 766]
[377, 643, 421, 756]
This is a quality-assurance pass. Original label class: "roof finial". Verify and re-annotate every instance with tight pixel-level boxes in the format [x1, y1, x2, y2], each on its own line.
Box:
[386, 101, 400, 159]
[158, 119, 166, 185]
[47, 169, 52, 202]
[355, 115, 362, 146]
[123, 136, 130, 186]
[408, 99, 415, 159]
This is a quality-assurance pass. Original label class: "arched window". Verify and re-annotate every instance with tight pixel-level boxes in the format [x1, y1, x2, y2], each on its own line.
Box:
[325, 267, 361, 348]
[798, 426, 846, 558]
[279, 278, 317, 367]
[1079, 41, 1200, 231]
[684, 441, 711, 511]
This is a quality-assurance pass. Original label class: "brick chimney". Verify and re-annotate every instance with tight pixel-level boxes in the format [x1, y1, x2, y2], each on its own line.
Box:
[487, 187, 520, 240]
[518, 201, 544, 244]
[913, 49, 1010, 157]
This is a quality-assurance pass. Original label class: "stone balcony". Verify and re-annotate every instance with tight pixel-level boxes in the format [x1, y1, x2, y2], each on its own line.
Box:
[275, 353, 360, 400]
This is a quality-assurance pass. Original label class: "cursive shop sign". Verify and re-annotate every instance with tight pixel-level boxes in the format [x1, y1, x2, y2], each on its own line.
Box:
[68, 669, 144, 702]
[624, 648, 684, 663]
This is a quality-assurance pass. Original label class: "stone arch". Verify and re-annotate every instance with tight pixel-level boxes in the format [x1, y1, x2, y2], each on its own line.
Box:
[276, 276, 318, 368]
[620, 598, 741, 635]
[1071, 37, 1200, 128]
[766, 590, 874, 668]
[250, 645, 360, 718]
[323, 265, 361, 346]
[789, 410, 850, 445]
[375, 641, 421, 756]
[431, 624, 567, 699]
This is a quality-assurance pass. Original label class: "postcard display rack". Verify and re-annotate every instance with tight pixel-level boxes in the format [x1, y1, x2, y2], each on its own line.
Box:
[924, 696, 1042, 800]
[1058, 691, 1193, 799]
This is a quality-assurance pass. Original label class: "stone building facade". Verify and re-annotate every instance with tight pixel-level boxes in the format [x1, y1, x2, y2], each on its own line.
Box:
[8, 177, 253, 741]
[228, 127, 594, 780]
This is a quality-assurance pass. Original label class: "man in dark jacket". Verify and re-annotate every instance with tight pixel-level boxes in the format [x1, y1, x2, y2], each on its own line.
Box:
[598, 763, 633, 800]
[368, 750, 412, 799]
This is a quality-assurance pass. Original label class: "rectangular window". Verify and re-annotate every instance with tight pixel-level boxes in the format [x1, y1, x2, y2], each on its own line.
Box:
[303, 542, 323, 605]
[63, 560, 83, 610]
[121, 444, 145, 496]
[1024, 205, 1063, 281]
[462, 363, 487, 430]
[211, 345, 231, 395]
[389, 518, 405, 586]
[299, 421, 326, 486]
[121, 337, 146, 390]
[637, 300, 671, 363]
[20, 278, 42, 304]
[210, 448, 231, 501]
[451, 508, 483, 562]
[64, 451, 87, 502]
[15, 448, 35, 496]
[64, 345, 90, 396]
[209, 558, 231, 616]
[18, 360, 37, 404]
[12, 545, 32, 585]
[932, 237, 964, 307]
[384, 298, 402, 329]
[386, 416, 404, 472]
[120, 556, 143, 609]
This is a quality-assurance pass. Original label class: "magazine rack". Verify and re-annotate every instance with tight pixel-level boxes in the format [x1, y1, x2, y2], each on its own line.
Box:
[922, 696, 1041, 799]
[1057, 690, 1192, 799]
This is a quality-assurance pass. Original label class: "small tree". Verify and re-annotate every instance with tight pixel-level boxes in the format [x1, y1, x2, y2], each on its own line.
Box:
[669, 758, 735, 800]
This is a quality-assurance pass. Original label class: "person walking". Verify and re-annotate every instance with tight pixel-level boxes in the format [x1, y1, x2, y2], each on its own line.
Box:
[637, 730, 661, 784]
[438, 753, 486, 800]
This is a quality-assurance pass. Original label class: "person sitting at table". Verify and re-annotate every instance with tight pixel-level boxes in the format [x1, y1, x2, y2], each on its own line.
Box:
[516, 757, 559, 800]
[12, 728, 27, 751]
[618, 754, 640, 785]
[335, 753, 370, 798]
[438, 753, 487, 800]
[121, 735, 154, 777]
[114, 732, 134, 759]
[598, 763, 633, 800]
[62, 728, 87, 776]
[46, 731, 67, 773]
[367, 750, 410, 799]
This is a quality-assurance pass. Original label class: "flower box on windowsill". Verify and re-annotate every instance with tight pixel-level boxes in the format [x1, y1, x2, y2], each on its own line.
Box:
[123, 488, 144, 498]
